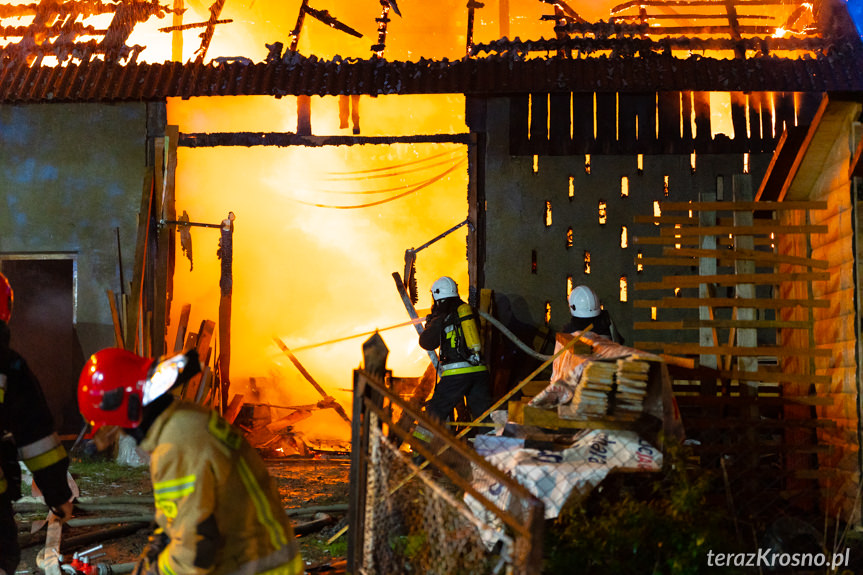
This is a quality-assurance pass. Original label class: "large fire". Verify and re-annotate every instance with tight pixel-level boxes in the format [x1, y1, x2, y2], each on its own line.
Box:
[168, 94, 468, 442]
[0, 0, 831, 444]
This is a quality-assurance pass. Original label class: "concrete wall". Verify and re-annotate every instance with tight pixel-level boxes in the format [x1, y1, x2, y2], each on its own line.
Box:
[481, 97, 772, 345]
[0, 102, 153, 385]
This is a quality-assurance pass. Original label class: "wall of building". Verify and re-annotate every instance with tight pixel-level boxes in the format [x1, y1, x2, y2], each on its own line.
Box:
[0, 102, 156, 430]
[480, 96, 772, 345]
[780, 99, 862, 521]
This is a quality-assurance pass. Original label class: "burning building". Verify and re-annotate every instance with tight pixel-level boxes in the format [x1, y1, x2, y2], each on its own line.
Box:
[0, 0, 862, 524]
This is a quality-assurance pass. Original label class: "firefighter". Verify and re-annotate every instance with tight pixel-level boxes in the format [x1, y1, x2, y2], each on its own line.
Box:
[418, 276, 492, 429]
[77, 348, 303, 575]
[0, 272, 74, 575]
[562, 284, 624, 344]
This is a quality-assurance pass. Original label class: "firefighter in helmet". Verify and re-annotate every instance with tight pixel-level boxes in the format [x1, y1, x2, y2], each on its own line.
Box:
[418, 276, 492, 429]
[77, 348, 303, 575]
[0, 272, 74, 575]
[562, 284, 624, 344]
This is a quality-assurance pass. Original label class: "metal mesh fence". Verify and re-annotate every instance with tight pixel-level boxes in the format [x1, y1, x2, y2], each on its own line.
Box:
[349, 370, 545, 575]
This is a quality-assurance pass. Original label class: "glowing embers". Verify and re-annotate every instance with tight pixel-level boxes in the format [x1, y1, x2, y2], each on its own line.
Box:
[566, 227, 573, 249]
[619, 276, 628, 302]
[545, 301, 552, 325]
[690, 152, 697, 174]
[636, 250, 643, 273]
[583, 251, 591, 274]
[650, 306, 657, 321]
[584, 155, 591, 175]
[653, 200, 661, 226]
[545, 201, 552, 227]
[568, 176, 575, 200]
[598, 200, 607, 225]
[566, 275, 573, 298]
[620, 226, 628, 249]
[743, 152, 750, 174]
[663, 175, 669, 198]
[620, 176, 629, 198]
[637, 154, 643, 175]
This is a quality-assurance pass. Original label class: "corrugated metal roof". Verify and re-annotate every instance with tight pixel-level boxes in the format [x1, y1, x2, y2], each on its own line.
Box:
[0, 48, 862, 103]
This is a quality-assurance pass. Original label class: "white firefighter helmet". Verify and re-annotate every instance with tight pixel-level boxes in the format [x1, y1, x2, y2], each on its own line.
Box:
[569, 285, 601, 318]
[430, 276, 458, 301]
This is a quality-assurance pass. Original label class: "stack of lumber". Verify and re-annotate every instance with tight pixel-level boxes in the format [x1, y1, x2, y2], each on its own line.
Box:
[566, 360, 616, 418]
[612, 358, 651, 420]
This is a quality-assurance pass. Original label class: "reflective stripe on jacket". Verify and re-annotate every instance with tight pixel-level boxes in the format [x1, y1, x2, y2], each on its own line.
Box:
[140, 402, 302, 575]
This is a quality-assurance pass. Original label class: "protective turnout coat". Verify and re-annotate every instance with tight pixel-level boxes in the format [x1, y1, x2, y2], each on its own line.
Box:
[139, 401, 302, 575]
[0, 320, 72, 575]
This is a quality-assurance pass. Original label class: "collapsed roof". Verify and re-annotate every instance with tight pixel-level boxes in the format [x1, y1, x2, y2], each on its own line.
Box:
[0, 0, 860, 103]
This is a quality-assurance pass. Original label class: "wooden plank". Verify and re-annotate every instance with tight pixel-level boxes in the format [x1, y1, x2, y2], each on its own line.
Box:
[129, 170, 154, 354]
[635, 271, 830, 289]
[698, 191, 719, 370]
[106, 289, 125, 349]
[634, 342, 831, 357]
[224, 394, 245, 424]
[634, 235, 775, 246]
[639, 257, 701, 266]
[733, 175, 758, 378]
[682, 418, 835, 430]
[184, 320, 215, 401]
[274, 337, 352, 425]
[509, 402, 632, 430]
[659, 224, 828, 236]
[659, 201, 827, 211]
[690, 443, 833, 455]
[717, 368, 830, 384]
[664, 247, 829, 269]
[674, 384, 780, 395]
[634, 319, 812, 330]
[633, 297, 829, 309]
[632, 215, 697, 225]
[392, 272, 439, 369]
[173, 303, 191, 353]
[674, 395, 833, 407]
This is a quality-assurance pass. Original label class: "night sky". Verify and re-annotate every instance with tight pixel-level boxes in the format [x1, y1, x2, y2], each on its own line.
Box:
[850, 0, 863, 37]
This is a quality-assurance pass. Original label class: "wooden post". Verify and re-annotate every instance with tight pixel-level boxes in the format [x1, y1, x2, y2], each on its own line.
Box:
[218, 213, 234, 411]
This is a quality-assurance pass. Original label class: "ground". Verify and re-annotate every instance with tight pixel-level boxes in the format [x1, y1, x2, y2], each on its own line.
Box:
[16, 455, 351, 573]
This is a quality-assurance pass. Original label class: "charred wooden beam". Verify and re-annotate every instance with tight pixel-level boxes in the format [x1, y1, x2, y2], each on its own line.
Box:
[179, 132, 472, 147]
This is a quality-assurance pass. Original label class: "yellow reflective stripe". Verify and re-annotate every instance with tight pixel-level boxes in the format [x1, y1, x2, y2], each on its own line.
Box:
[441, 365, 487, 376]
[22, 444, 67, 472]
[237, 457, 287, 549]
[158, 551, 178, 575]
[154, 474, 196, 501]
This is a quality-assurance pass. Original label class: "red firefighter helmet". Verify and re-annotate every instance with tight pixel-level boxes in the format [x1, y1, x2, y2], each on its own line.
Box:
[0, 272, 12, 323]
[78, 348, 153, 430]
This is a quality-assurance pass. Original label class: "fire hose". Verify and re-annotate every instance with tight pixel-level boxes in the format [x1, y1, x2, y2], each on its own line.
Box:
[477, 310, 553, 362]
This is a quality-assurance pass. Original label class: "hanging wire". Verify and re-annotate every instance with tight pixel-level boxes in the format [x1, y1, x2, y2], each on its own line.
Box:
[321, 148, 460, 179]
[289, 157, 467, 209]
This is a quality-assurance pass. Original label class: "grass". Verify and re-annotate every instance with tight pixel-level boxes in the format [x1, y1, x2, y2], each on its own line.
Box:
[68, 457, 152, 496]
